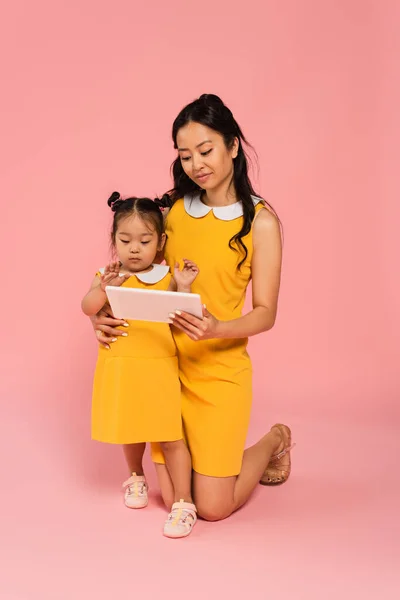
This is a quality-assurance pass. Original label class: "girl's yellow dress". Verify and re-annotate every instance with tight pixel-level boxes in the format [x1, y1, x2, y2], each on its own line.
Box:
[91, 264, 182, 444]
[151, 194, 264, 477]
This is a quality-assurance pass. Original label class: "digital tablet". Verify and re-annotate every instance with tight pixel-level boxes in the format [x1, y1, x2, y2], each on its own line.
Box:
[105, 286, 203, 323]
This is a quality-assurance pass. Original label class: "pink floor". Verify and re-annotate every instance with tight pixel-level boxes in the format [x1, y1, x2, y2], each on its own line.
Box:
[2, 408, 399, 599]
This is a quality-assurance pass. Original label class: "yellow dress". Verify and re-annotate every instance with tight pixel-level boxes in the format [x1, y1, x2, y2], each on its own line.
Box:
[91, 264, 182, 444]
[151, 194, 264, 477]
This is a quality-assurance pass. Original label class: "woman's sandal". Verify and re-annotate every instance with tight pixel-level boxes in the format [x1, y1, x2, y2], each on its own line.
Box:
[260, 424, 296, 486]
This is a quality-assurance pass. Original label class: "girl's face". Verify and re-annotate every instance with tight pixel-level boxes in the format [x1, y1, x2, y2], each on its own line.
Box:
[114, 214, 165, 272]
[176, 122, 238, 193]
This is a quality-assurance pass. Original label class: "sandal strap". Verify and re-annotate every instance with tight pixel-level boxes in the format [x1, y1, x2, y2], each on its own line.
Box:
[171, 500, 197, 513]
[270, 442, 296, 462]
[168, 500, 197, 525]
[122, 473, 147, 488]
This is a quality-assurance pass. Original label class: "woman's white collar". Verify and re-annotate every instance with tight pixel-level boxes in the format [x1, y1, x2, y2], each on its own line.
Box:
[99, 264, 169, 284]
[183, 193, 262, 221]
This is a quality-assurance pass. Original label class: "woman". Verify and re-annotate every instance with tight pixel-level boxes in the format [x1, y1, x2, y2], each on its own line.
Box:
[92, 94, 294, 523]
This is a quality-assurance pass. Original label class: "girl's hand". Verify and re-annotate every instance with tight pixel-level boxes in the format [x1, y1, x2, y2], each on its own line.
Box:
[90, 307, 129, 349]
[100, 262, 130, 291]
[174, 259, 200, 291]
[170, 305, 220, 341]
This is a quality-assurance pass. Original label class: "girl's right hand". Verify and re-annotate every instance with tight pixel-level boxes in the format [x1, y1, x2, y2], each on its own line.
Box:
[90, 307, 128, 349]
[100, 262, 130, 291]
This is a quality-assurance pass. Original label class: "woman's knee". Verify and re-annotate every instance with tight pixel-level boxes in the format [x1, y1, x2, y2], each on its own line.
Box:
[196, 501, 233, 522]
[193, 472, 236, 521]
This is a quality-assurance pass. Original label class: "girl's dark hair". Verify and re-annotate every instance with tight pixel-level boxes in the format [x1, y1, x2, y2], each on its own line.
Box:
[108, 191, 164, 245]
[155, 93, 279, 269]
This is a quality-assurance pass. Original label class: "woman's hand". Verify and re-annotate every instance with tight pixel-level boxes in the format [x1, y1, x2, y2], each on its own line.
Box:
[169, 305, 221, 341]
[91, 306, 128, 349]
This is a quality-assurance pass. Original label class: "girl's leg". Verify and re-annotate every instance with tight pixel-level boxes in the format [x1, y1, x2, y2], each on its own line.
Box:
[122, 443, 148, 509]
[159, 440, 193, 503]
[193, 426, 283, 521]
[123, 443, 146, 475]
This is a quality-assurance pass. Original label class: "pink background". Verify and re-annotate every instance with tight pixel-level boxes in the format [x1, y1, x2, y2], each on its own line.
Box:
[1, 1, 399, 598]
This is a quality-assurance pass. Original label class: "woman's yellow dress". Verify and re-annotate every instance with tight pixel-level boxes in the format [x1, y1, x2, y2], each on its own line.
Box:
[151, 194, 264, 477]
[91, 264, 182, 444]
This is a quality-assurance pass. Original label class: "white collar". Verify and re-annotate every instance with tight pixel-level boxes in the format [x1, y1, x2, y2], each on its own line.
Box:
[184, 193, 262, 221]
[99, 264, 169, 284]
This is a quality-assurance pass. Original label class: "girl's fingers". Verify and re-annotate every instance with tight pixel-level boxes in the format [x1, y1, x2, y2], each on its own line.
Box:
[182, 260, 199, 273]
[106, 262, 117, 276]
[116, 276, 128, 286]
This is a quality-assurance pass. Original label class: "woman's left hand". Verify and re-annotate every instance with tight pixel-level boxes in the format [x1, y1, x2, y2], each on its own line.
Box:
[170, 305, 221, 341]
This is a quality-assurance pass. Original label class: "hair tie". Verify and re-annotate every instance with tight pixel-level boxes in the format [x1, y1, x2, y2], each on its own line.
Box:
[154, 193, 172, 209]
[107, 191, 126, 212]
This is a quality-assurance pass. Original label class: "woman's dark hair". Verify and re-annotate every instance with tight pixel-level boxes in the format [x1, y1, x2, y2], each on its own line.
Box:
[155, 93, 279, 269]
[107, 191, 164, 246]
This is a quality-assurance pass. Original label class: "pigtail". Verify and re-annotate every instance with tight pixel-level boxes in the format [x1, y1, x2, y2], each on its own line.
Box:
[107, 191, 127, 212]
[154, 193, 173, 210]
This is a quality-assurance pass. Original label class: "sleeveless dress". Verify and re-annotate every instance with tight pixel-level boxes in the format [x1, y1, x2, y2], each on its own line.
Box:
[91, 264, 182, 444]
[151, 193, 264, 476]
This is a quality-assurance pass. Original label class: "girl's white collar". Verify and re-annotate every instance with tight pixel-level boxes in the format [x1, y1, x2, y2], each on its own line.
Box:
[183, 193, 262, 221]
[99, 263, 169, 284]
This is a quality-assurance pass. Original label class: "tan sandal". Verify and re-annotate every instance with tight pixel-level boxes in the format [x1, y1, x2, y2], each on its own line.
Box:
[260, 424, 295, 486]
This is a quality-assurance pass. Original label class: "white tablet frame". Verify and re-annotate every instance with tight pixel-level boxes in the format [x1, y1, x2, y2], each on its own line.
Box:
[105, 286, 203, 323]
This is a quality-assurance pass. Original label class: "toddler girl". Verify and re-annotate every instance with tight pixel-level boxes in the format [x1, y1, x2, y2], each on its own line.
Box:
[82, 192, 198, 538]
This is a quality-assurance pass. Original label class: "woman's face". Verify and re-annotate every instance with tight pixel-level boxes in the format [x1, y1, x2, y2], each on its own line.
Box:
[176, 122, 238, 192]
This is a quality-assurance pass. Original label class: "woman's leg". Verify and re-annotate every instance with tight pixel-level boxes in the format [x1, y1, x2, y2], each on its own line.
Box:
[156, 446, 197, 539]
[154, 463, 175, 510]
[159, 440, 193, 503]
[123, 443, 146, 475]
[193, 427, 283, 521]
